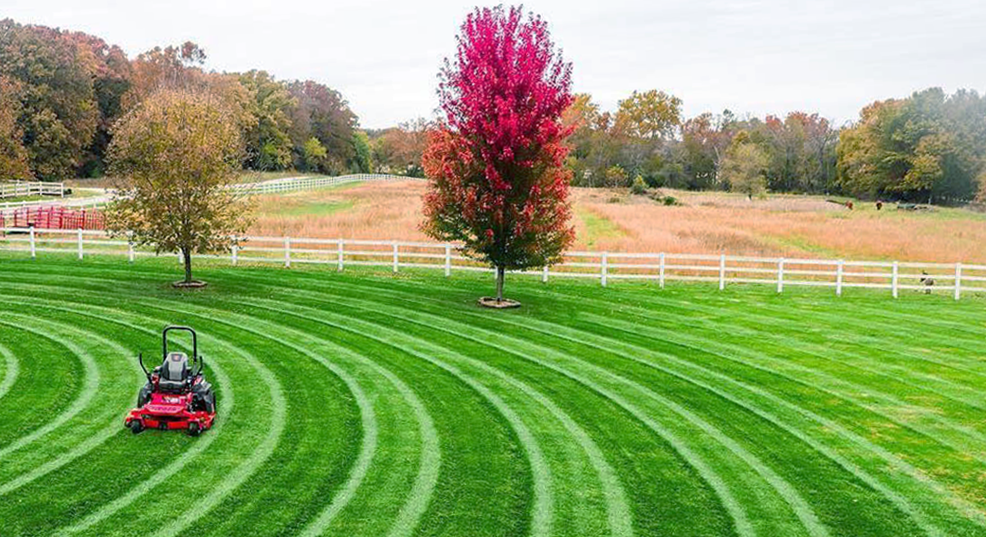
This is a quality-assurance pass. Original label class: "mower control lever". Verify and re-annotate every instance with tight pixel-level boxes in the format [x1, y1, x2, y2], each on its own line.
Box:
[138, 352, 151, 382]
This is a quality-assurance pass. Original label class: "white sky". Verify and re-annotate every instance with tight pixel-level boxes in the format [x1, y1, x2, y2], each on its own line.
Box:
[3, 0, 985, 129]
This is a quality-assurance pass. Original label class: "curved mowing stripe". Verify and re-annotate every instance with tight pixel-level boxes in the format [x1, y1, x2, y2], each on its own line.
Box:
[0, 343, 18, 402]
[142, 298, 551, 537]
[0, 317, 100, 462]
[379, 371, 440, 537]
[0, 315, 142, 496]
[242, 297, 633, 537]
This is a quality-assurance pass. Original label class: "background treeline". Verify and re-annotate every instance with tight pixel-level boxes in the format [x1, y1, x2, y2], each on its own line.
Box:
[564, 91, 842, 195]
[0, 19, 372, 181]
[564, 88, 986, 203]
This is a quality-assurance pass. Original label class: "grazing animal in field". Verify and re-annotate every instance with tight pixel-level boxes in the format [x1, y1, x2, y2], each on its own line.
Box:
[876, 200, 883, 210]
[920, 271, 935, 294]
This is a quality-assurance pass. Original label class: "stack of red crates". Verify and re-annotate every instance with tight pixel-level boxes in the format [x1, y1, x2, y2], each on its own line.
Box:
[0, 206, 105, 231]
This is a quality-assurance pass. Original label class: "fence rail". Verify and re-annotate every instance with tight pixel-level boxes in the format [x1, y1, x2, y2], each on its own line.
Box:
[0, 181, 65, 200]
[1, 174, 419, 213]
[2, 227, 982, 300]
[231, 173, 416, 195]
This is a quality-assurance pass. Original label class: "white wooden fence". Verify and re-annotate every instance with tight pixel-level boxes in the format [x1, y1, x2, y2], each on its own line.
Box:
[1, 174, 419, 212]
[232, 174, 417, 195]
[3, 227, 983, 300]
[0, 182, 65, 200]
[0, 196, 107, 213]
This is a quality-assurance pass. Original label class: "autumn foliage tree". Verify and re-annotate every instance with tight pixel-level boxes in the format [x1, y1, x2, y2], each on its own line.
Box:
[106, 89, 251, 286]
[423, 5, 574, 305]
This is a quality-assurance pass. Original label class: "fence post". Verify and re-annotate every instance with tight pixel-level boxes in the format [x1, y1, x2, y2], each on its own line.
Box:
[719, 254, 726, 290]
[392, 241, 399, 273]
[77, 228, 83, 260]
[659, 253, 665, 289]
[891, 261, 899, 298]
[29, 225, 35, 259]
[337, 240, 344, 271]
[542, 265, 549, 283]
[444, 244, 451, 277]
[777, 258, 785, 293]
[601, 252, 608, 287]
[284, 237, 291, 268]
[128, 239, 134, 264]
[836, 260, 844, 296]
[954, 262, 962, 301]
[232, 241, 238, 265]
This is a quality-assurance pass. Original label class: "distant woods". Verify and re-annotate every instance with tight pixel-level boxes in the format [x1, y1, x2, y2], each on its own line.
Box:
[0, 19, 375, 181]
[566, 88, 986, 203]
[1, 18, 984, 204]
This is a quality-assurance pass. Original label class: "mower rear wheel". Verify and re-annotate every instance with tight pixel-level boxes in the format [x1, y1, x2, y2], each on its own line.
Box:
[129, 420, 144, 434]
[188, 422, 201, 437]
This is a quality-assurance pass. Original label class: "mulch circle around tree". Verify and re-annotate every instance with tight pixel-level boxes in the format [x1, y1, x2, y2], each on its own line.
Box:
[172, 280, 208, 289]
[478, 297, 521, 309]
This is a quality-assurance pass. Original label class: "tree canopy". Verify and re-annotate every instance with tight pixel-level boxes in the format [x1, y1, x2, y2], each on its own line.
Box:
[424, 5, 574, 303]
[105, 88, 251, 284]
[837, 88, 986, 203]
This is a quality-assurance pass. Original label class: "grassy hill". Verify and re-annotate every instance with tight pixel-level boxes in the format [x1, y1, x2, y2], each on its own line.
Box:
[0, 254, 984, 536]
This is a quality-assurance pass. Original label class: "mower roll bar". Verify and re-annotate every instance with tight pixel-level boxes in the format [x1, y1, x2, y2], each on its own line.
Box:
[139, 325, 204, 381]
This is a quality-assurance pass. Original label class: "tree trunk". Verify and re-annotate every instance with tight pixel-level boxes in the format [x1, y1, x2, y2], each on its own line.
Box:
[495, 265, 505, 302]
[183, 248, 193, 283]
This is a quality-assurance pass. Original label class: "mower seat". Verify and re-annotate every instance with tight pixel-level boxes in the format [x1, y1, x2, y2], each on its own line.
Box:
[159, 352, 190, 393]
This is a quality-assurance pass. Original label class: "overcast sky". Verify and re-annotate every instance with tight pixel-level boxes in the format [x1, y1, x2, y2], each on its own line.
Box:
[4, 0, 985, 128]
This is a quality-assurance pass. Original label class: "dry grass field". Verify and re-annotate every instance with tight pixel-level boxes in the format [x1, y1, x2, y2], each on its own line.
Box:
[249, 180, 986, 263]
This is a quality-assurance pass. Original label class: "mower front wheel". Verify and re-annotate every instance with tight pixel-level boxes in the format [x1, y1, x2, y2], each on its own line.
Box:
[129, 420, 144, 435]
[188, 422, 201, 437]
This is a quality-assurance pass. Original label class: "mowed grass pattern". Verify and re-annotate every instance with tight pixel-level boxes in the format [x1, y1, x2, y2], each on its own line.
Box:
[0, 254, 985, 536]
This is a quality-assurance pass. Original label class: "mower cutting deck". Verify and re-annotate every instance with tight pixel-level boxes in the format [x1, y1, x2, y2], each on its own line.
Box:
[125, 326, 217, 436]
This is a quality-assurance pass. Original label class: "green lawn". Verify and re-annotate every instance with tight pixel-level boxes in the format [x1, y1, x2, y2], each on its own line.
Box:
[0, 253, 985, 536]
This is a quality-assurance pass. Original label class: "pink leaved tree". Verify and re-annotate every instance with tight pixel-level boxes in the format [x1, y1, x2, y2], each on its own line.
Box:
[423, 5, 575, 306]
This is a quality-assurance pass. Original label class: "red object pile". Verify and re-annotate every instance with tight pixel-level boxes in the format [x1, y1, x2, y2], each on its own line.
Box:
[0, 206, 105, 230]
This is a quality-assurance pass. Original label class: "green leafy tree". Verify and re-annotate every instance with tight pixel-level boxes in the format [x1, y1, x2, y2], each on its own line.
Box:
[613, 90, 683, 140]
[350, 130, 372, 173]
[721, 134, 769, 198]
[106, 89, 251, 285]
[239, 70, 295, 171]
[301, 137, 327, 171]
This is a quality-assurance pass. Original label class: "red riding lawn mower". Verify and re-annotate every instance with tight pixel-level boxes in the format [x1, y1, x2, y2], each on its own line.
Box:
[125, 326, 217, 436]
